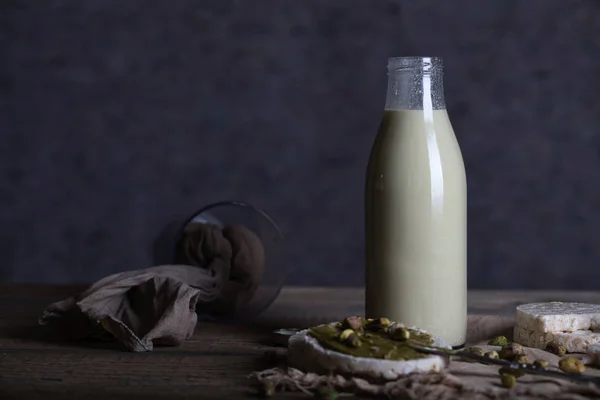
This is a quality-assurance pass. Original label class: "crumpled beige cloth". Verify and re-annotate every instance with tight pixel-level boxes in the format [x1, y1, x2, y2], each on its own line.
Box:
[39, 223, 265, 352]
[251, 366, 600, 400]
[39, 265, 218, 351]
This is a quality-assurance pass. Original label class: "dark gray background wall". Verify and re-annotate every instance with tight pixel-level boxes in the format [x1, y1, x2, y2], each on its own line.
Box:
[1, 0, 599, 289]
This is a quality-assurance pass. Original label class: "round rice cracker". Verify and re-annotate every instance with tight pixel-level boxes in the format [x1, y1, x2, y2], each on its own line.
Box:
[288, 323, 451, 381]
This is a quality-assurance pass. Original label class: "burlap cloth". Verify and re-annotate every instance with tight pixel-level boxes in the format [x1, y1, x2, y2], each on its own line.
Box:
[251, 316, 600, 399]
[39, 223, 264, 352]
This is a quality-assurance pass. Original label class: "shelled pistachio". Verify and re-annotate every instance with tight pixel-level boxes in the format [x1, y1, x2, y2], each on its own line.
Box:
[488, 336, 508, 347]
[341, 316, 363, 333]
[558, 357, 585, 374]
[499, 343, 525, 361]
[546, 341, 567, 356]
[461, 347, 484, 362]
[365, 317, 391, 332]
[500, 373, 517, 388]
[339, 329, 361, 348]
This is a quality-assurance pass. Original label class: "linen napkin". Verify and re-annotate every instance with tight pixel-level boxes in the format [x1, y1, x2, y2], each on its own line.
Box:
[39, 223, 265, 352]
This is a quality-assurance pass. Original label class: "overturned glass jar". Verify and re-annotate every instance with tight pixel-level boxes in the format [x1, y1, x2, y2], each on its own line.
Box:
[153, 201, 286, 321]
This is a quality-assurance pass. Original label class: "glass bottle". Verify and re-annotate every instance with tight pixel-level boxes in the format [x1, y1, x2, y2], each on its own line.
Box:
[365, 57, 467, 348]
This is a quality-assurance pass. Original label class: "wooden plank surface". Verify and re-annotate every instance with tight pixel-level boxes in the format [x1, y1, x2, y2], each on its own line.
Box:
[1, 285, 600, 399]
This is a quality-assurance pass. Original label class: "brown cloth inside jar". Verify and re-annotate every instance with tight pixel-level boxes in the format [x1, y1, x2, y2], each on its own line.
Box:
[174, 222, 265, 315]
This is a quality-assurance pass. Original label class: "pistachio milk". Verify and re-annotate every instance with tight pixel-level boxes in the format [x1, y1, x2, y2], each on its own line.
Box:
[365, 57, 467, 347]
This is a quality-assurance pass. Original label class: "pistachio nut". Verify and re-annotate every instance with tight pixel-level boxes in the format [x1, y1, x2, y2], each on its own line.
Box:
[339, 329, 361, 348]
[487, 336, 509, 347]
[341, 316, 363, 332]
[387, 322, 406, 336]
[465, 347, 485, 356]
[347, 334, 361, 348]
[499, 343, 525, 361]
[545, 340, 567, 356]
[365, 317, 391, 332]
[390, 326, 410, 341]
[461, 346, 484, 362]
[533, 359, 549, 368]
[339, 329, 355, 341]
[389, 321, 406, 330]
[558, 357, 585, 374]
[500, 373, 517, 389]
[484, 350, 499, 360]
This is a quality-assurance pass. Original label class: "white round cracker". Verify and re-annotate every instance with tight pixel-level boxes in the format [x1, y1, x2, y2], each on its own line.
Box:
[288, 322, 450, 381]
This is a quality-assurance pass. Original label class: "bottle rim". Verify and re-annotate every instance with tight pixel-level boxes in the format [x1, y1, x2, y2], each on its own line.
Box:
[387, 56, 443, 72]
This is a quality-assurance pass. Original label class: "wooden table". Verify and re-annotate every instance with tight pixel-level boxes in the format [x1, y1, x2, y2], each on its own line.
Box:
[2, 285, 600, 399]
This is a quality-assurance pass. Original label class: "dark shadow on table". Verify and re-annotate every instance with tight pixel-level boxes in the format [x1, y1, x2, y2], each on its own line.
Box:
[3, 322, 128, 351]
[4, 316, 291, 352]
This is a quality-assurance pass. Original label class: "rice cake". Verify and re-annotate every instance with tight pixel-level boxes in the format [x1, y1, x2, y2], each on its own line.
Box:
[287, 322, 450, 381]
[514, 326, 600, 353]
[516, 302, 600, 333]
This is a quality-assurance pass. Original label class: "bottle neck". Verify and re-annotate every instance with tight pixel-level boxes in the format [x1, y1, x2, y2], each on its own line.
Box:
[384, 57, 446, 111]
